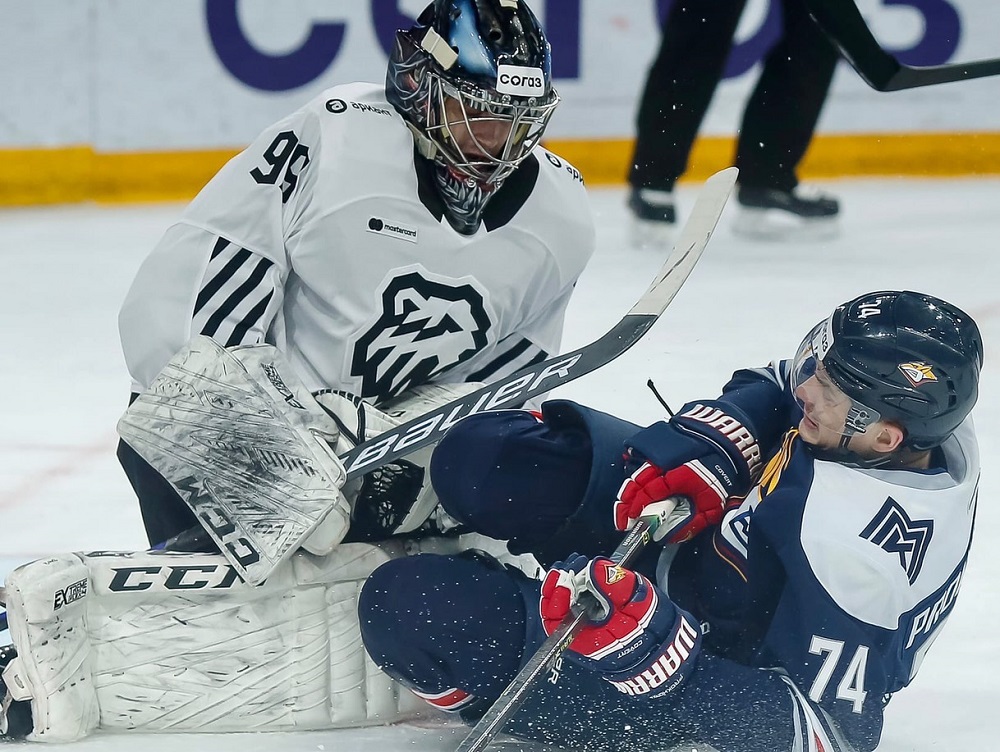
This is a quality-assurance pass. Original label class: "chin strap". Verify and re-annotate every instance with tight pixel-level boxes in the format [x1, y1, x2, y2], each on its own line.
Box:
[807, 438, 894, 469]
[405, 121, 438, 161]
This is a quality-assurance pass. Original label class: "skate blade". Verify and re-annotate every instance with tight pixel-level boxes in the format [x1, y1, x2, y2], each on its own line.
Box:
[732, 208, 840, 242]
[630, 216, 675, 249]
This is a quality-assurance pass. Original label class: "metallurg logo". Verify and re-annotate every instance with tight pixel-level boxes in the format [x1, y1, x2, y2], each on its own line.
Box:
[898, 361, 938, 387]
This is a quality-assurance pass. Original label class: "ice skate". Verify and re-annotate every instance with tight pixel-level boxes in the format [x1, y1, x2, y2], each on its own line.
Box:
[733, 184, 840, 240]
[628, 187, 676, 249]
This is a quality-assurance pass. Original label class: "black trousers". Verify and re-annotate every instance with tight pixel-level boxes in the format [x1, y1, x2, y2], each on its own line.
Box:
[117, 392, 199, 547]
[629, 0, 839, 193]
[117, 437, 200, 547]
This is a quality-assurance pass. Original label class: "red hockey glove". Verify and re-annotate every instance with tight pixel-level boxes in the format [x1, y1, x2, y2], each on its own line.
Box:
[614, 459, 727, 544]
[539, 554, 701, 696]
[614, 400, 763, 544]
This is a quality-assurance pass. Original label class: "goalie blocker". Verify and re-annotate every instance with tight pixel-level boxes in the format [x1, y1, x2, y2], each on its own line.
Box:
[1, 543, 428, 741]
[117, 336, 484, 583]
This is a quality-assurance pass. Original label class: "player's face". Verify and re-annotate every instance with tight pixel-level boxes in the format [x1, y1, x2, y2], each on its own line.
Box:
[794, 361, 860, 449]
[442, 96, 514, 159]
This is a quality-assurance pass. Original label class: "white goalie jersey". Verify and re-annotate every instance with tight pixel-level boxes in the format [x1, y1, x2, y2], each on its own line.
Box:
[119, 82, 596, 402]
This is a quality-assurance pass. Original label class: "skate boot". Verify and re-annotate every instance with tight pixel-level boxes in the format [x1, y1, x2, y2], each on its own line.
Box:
[0, 645, 33, 740]
[734, 184, 840, 240]
[627, 187, 675, 249]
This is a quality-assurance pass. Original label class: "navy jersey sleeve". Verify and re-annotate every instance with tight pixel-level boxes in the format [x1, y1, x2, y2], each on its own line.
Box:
[715, 360, 799, 453]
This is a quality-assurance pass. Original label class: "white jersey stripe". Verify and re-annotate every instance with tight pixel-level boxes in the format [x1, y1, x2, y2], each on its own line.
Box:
[193, 243, 253, 314]
[203, 282, 278, 348]
[224, 289, 275, 347]
[779, 673, 852, 752]
[193, 247, 277, 346]
[198, 255, 275, 335]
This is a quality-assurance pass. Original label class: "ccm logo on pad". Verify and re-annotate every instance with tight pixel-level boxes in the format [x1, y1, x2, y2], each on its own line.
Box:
[496, 65, 545, 96]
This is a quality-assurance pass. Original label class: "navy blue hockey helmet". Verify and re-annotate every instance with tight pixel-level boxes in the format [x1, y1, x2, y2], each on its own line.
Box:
[386, 0, 559, 187]
[792, 291, 983, 450]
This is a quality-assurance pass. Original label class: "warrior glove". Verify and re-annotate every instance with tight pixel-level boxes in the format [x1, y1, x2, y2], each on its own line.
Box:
[615, 401, 762, 543]
[540, 554, 701, 698]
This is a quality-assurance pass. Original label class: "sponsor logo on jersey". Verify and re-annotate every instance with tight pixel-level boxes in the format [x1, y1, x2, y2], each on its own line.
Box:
[351, 101, 391, 116]
[325, 98, 391, 116]
[367, 216, 418, 243]
[898, 361, 938, 387]
[496, 64, 545, 96]
[53, 578, 88, 610]
[543, 151, 584, 183]
[351, 271, 491, 402]
[860, 497, 933, 585]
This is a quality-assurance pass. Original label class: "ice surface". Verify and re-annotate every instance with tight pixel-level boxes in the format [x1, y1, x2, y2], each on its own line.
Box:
[1, 178, 998, 750]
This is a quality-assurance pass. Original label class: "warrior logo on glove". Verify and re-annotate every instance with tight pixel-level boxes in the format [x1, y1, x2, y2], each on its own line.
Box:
[539, 554, 702, 698]
[614, 401, 762, 544]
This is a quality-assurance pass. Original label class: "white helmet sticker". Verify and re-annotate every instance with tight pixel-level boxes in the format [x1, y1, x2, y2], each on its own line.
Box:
[496, 64, 545, 96]
[812, 314, 836, 361]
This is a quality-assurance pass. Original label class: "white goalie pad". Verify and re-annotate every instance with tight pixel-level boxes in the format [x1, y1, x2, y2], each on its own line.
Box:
[2, 544, 425, 742]
[117, 336, 352, 584]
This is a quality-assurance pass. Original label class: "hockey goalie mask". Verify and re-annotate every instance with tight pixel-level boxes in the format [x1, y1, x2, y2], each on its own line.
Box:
[790, 316, 883, 447]
[387, 0, 559, 232]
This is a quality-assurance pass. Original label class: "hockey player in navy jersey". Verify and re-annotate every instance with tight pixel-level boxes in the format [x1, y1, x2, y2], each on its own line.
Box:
[359, 290, 983, 752]
[115, 0, 595, 548]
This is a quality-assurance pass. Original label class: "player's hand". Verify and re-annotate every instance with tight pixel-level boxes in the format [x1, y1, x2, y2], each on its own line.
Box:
[539, 554, 701, 696]
[614, 460, 727, 543]
[616, 401, 763, 543]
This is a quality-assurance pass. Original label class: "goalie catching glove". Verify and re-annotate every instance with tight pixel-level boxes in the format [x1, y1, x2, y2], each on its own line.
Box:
[540, 554, 702, 698]
[614, 400, 763, 543]
[313, 383, 484, 543]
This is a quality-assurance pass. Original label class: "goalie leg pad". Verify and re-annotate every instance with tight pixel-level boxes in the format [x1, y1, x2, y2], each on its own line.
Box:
[3, 545, 423, 741]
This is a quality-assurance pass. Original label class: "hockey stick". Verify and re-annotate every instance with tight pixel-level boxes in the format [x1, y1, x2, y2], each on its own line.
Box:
[159, 166, 737, 573]
[804, 0, 1000, 91]
[456, 503, 678, 752]
[338, 167, 736, 477]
